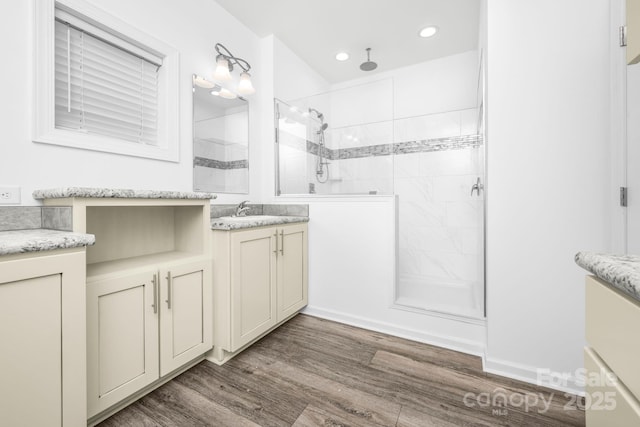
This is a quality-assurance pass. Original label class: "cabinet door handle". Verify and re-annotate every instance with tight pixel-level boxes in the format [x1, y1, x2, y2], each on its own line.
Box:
[166, 271, 172, 309]
[151, 273, 158, 314]
[273, 232, 278, 255]
[280, 230, 284, 255]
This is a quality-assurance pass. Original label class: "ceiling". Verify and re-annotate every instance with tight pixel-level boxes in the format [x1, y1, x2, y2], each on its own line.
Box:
[214, 0, 480, 83]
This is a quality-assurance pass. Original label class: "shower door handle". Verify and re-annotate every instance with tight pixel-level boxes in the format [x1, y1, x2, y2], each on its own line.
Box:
[471, 177, 484, 196]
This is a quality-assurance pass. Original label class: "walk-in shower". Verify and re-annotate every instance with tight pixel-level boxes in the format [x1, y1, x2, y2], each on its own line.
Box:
[275, 53, 486, 319]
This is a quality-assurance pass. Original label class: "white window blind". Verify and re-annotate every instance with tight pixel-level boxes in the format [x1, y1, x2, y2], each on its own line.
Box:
[54, 15, 160, 146]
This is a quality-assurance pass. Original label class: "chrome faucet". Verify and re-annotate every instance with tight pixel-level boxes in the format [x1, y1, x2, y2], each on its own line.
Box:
[233, 200, 251, 217]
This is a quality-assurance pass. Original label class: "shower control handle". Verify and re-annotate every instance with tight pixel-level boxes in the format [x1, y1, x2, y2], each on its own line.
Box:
[471, 177, 484, 196]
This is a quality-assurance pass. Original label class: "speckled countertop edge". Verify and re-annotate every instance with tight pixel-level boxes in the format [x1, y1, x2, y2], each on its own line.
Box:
[211, 216, 309, 231]
[0, 229, 95, 256]
[33, 187, 216, 200]
[575, 252, 640, 302]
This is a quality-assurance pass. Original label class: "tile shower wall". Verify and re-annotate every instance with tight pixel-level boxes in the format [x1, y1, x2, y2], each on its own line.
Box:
[394, 108, 484, 318]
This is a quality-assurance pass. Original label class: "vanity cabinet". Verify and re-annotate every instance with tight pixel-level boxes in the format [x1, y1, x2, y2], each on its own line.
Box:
[0, 249, 86, 427]
[585, 275, 640, 426]
[628, 0, 640, 65]
[87, 258, 211, 417]
[277, 223, 309, 321]
[39, 193, 214, 423]
[210, 222, 308, 364]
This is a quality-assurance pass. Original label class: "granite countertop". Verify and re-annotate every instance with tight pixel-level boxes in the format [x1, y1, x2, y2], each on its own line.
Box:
[33, 187, 217, 200]
[575, 252, 640, 302]
[0, 229, 95, 256]
[211, 215, 309, 231]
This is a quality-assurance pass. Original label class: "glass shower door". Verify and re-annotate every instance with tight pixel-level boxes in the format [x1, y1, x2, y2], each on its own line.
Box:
[394, 108, 485, 319]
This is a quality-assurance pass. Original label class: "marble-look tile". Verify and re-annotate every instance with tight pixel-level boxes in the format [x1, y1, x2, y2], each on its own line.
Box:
[398, 248, 421, 276]
[394, 111, 462, 143]
[407, 226, 462, 254]
[458, 227, 482, 255]
[194, 166, 225, 193]
[331, 121, 393, 149]
[393, 153, 420, 178]
[0, 207, 41, 231]
[41, 207, 72, 231]
[419, 251, 480, 282]
[460, 108, 480, 135]
[394, 177, 434, 202]
[419, 149, 474, 177]
[432, 175, 479, 202]
[398, 200, 447, 228]
[445, 201, 483, 228]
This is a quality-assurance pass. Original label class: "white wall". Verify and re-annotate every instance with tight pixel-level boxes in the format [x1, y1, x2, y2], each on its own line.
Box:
[331, 51, 479, 118]
[0, 0, 262, 205]
[485, 0, 611, 393]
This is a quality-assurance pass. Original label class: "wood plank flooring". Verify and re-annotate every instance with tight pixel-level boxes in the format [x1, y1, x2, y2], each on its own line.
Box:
[98, 314, 585, 427]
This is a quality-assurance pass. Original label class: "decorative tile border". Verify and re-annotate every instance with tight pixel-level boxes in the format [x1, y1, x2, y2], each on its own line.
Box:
[194, 157, 249, 170]
[279, 132, 483, 161]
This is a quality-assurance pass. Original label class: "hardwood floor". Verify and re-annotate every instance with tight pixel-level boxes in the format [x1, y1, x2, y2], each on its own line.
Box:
[98, 314, 585, 427]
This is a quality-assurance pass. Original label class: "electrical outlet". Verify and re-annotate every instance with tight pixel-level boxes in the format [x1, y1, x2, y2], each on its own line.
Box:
[0, 187, 21, 204]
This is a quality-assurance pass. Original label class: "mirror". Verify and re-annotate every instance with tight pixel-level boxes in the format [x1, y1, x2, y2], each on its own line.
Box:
[193, 75, 249, 194]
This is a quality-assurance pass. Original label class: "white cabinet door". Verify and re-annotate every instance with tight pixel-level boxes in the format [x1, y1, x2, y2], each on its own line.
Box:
[277, 223, 308, 322]
[0, 274, 62, 427]
[87, 271, 159, 418]
[159, 259, 212, 376]
[230, 227, 278, 351]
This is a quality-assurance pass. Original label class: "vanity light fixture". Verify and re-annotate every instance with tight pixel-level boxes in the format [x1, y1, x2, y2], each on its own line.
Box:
[419, 26, 438, 38]
[335, 52, 349, 61]
[213, 43, 255, 95]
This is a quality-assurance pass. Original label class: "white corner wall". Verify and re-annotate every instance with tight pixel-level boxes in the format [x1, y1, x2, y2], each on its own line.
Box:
[1, 0, 263, 205]
[485, 0, 611, 393]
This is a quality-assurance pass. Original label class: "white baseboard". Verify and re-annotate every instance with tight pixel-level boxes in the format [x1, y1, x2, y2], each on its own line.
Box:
[483, 356, 585, 396]
[302, 305, 486, 357]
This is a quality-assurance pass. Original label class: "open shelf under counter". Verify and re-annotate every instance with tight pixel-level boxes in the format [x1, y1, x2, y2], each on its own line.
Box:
[87, 251, 208, 282]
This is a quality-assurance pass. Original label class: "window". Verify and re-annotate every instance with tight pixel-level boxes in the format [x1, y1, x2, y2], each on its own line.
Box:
[34, 0, 179, 162]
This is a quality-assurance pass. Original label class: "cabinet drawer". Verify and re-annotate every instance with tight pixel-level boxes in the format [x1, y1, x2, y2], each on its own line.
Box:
[586, 275, 640, 398]
[584, 347, 640, 426]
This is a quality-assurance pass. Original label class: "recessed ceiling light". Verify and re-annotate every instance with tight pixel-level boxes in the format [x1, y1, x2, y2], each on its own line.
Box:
[419, 26, 438, 38]
[335, 52, 350, 61]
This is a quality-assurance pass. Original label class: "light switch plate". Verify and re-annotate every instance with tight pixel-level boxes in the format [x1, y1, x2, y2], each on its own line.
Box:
[0, 187, 21, 204]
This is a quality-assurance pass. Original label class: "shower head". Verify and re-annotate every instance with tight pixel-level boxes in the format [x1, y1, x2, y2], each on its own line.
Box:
[309, 108, 324, 121]
[360, 48, 378, 72]
[320, 123, 328, 131]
